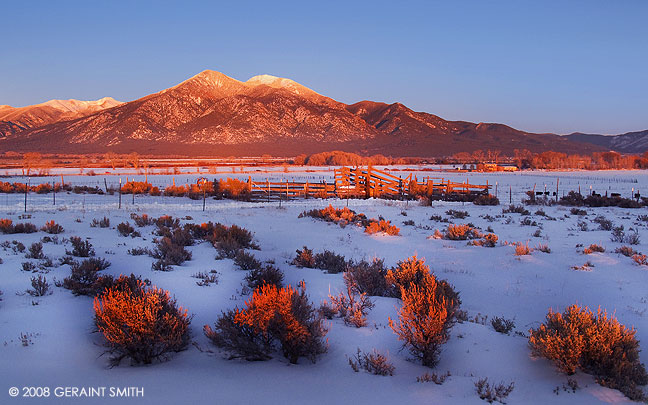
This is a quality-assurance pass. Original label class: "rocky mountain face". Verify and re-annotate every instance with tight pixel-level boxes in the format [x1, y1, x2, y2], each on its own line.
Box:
[0, 70, 612, 156]
[0, 97, 121, 139]
[565, 130, 648, 154]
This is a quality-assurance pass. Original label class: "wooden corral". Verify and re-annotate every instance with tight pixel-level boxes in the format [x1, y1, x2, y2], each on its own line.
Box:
[249, 166, 490, 201]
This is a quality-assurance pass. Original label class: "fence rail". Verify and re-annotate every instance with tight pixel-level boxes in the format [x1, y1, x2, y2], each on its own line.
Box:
[249, 166, 490, 200]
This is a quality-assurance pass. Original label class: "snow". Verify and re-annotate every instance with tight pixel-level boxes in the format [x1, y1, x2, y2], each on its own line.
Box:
[0, 168, 647, 404]
[247, 74, 284, 85]
[41, 97, 122, 113]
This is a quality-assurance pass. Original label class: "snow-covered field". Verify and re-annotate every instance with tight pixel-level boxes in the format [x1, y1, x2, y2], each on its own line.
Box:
[1, 169, 647, 404]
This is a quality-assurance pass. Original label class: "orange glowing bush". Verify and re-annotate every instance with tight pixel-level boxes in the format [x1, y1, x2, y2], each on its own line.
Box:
[94, 280, 191, 366]
[34, 183, 52, 194]
[41, 220, 64, 234]
[514, 241, 532, 256]
[299, 204, 366, 227]
[163, 184, 189, 197]
[218, 178, 250, 199]
[389, 273, 460, 367]
[583, 244, 605, 254]
[364, 219, 400, 236]
[469, 233, 498, 247]
[385, 256, 460, 304]
[445, 224, 482, 240]
[385, 256, 431, 298]
[632, 253, 648, 266]
[529, 304, 647, 400]
[205, 284, 328, 364]
[0, 218, 14, 234]
[121, 181, 154, 195]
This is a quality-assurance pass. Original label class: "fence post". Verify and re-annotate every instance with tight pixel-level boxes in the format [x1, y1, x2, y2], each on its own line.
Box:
[24, 180, 28, 213]
[119, 178, 122, 209]
[267, 178, 270, 203]
[509, 185, 512, 204]
[52, 181, 56, 206]
[556, 178, 559, 202]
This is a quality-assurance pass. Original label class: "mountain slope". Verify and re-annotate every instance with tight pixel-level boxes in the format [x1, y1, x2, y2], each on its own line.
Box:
[0, 70, 607, 156]
[0, 97, 121, 139]
[347, 100, 596, 155]
[566, 130, 648, 154]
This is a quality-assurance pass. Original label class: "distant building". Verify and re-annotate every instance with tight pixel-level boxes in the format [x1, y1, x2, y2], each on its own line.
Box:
[483, 163, 518, 172]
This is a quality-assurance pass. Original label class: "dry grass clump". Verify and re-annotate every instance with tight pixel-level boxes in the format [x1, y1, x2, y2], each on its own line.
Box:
[151, 237, 192, 271]
[502, 204, 530, 215]
[117, 221, 140, 237]
[611, 225, 640, 245]
[66, 236, 95, 257]
[583, 244, 605, 254]
[469, 233, 498, 247]
[244, 265, 284, 290]
[130, 213, 154, 227]
[571, 261, 594, 271]
[234, 250, 263, 271]
[513, 242, 532, 256]
[529, 304, 648, 400]
[299, 204, 364, 226]
[475, 378, 515, 404]
[632, 254, 648, 266]
[615, 245, 638, 257]
[292, 246, 315, 268]
[90, 217, 110, 228]
[328, 284, 374, 328]
[348, 348, 395, 376]
[473, 194, 500, 206]
[299, 204, 399, 236]
[445, 209, 469, 219]
[62, 257, 111, 296]
[292, 247, 348, 274]
[417, 371, 451, 384]
[26, 275, 52, 297]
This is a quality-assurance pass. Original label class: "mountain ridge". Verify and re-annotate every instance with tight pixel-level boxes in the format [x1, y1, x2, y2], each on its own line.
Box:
[0, 70, 634, 156]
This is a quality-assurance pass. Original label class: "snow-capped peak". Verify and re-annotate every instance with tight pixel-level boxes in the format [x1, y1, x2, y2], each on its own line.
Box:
[41, 97, 122, 113]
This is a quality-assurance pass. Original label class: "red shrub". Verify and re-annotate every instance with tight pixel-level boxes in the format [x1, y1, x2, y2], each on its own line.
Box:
[205, 284, 328, 364]
[529, 304, 648, 400]
[94, 280, 191, 366]
[364, 219, 400, 236]
[389, 273, 460, 367]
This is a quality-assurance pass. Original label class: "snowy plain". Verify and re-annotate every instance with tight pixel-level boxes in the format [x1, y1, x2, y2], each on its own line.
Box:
[0, 167, 647, 404]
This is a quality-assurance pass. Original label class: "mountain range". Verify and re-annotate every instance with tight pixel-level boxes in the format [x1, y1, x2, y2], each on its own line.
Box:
[0, 70, 645, 157]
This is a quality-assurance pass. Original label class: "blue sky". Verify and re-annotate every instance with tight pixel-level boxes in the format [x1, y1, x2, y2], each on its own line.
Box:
[1, 0, 646, 135]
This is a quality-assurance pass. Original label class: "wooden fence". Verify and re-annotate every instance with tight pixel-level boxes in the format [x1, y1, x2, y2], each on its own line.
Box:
[249, 166, 490, 201]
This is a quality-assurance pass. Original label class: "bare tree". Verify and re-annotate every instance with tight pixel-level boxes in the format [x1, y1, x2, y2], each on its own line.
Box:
[22, 152, 42, 176]
[127, 152, 140, 170]
[104, 152, 119, 170]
